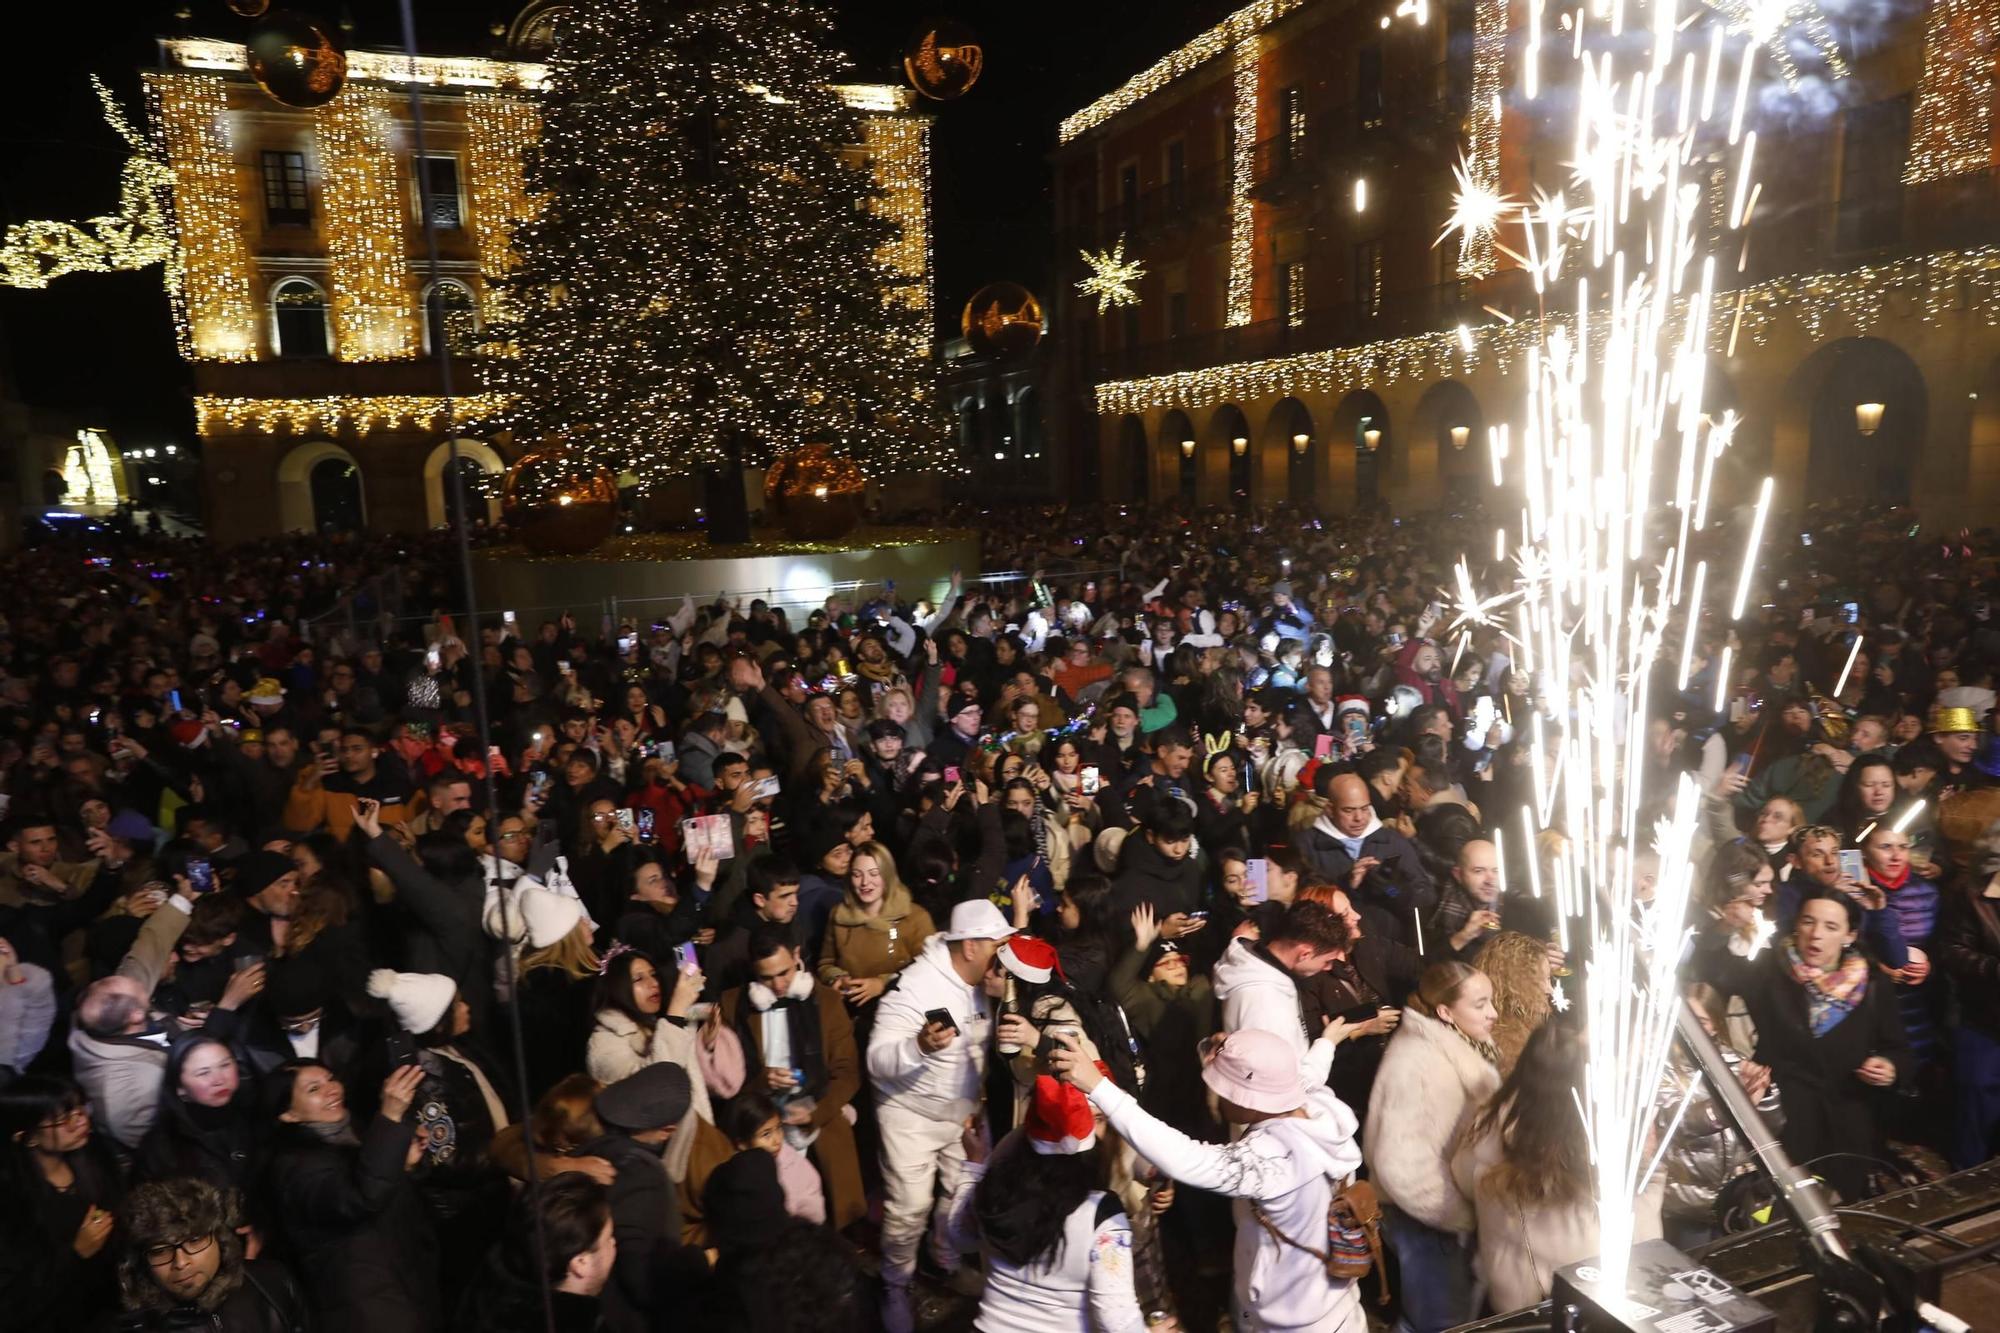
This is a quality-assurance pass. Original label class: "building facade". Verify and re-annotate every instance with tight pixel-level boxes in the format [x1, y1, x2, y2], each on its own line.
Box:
[1050, 0, 2000, 525]
[148, 22, 933, 543]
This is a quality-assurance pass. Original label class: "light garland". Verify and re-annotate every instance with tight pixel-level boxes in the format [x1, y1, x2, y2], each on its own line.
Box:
[1094, 244, 2000, 415]
[316, 86, 419, 361]
[1059, 0, 1308, 143]
[1077, 235, 1147, 312]
[194, 392, 515, 439]
[465, 92, 542, 329]
[860, 110, 935, 337]
[1458, 0, 1509, 279]
[1903, 0, 1998, 185]
[165, 38, 547, 92]
[0, 79, 173, 290]
[146, 73, 258, 361]
[1228, 36, 1260, 326]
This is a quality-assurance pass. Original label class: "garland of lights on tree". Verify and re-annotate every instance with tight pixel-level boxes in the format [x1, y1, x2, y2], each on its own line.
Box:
[480, 0, 939, 490]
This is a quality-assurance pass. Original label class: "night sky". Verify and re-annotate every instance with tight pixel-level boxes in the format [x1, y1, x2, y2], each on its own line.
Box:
[0, 0, 1229, 448]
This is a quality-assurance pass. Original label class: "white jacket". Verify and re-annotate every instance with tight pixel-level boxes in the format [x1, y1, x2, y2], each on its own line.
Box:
[945, 1147, 1146, 1333]
[586, 1007, 713, 1184]
[1091, 1080, 1365, 1333]
[866, 936, 991, 1121]
[1213, 937, 1336, 1090]
[1362, 1007, 1498, 1233]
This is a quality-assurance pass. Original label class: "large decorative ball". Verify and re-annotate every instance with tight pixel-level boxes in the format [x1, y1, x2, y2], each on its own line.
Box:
[227, 0, 272, 16]
[502, 448, 618, 555]
[764, 444, 865, 542]
[962, 282, 1044, 359]
[246, 11, 348, 109]
[904, 21, 984, 101]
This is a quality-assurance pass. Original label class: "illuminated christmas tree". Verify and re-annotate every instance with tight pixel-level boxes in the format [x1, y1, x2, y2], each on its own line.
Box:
[487, 0, 936, 520]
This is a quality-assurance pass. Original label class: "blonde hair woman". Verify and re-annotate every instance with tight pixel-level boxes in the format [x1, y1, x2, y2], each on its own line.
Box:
[1470, 930, 1554, 1076]
[819, 841, 936, 1009]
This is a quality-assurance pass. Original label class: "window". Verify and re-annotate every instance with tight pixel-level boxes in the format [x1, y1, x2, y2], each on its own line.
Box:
[1165, 141, 1188, 212]
[425, 280, 480, 357]
[1168, 289, 1190, 338]
[417, 155, 464, 230]
[272, 278, 329, 358]
[1281, 261, 1307, 329]
[1072, 186, 1095, 247]
[1835, 95, 1911, 252]
[1281, 87, 1307, 167]
[261, 150, 310, 226]
[1119, 163, 1140, 231]
[1352, 241, 1384, 319]
[1357, 47, 1386, 130]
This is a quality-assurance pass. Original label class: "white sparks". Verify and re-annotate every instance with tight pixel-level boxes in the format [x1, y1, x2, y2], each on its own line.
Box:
[1551, 978, 1572, 1012]
[1438, 152, 1516, 264]
[1702, 0, 1849, 89]
[1833, 632, 1864, 697]
[1075, 235, 1147, 313]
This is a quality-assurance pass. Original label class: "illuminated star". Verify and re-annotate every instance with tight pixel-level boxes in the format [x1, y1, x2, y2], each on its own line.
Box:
[1551, 979, 1572, 1013]
[1076, 235, 1147, 313]
[1704, 0, 1849, 87]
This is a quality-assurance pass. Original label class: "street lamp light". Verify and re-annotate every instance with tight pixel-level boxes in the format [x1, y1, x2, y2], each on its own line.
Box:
[1854, 402, 1885, 436]
[1292, 433, 1310, 455]
[1449, 425, 1470, 450]
[1362, 428, 1382, 451]
[1231, 436, 1248, 456]
[1180, 438, 1196, 457]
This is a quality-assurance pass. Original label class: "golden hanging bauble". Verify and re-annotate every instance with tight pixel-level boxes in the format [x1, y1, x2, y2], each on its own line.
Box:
[227, 0, 272, 15]
[904, 20, 984, 101]
[246, 11, 348, 108]
[764, 444, 866, 543]
[501, 447, 619, 555]
[962, 281, 1044, 359]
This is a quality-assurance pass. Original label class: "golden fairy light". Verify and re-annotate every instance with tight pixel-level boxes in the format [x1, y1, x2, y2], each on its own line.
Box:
[315, 85, 419, 361]
[1076, 235, 1148, 312]
[0, 79, 173, 290]
[146, 72, 259, 361]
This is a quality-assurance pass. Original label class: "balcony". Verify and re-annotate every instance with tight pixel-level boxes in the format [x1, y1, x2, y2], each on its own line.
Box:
[1069, 163, 1229, 250]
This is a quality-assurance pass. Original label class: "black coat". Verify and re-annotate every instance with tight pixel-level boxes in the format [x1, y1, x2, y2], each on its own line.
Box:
[580, 1132, 706, 1333]
[134, 1098, 261, 1216]
[1110, 836, 1202, 922]
[453, 1250, 606, 1332]
[264, 1114, 439, 1333]
[1696, 938, 1912, 1199]
[1293, 822, 1437, 947]
[363, 834, 493, 1031]
[0, 1140, 125, 1332]
[511, 966, 596, 1103]
[109, 1258, 310, 1333]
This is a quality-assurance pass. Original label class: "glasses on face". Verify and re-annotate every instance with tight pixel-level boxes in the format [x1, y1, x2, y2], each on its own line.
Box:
[146, 1234, 215, 1266]
[498, 827, 530, 842]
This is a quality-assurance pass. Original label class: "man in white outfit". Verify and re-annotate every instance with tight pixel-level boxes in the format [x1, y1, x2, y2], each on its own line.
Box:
[1212, 899, 1354, 1088]
[866, 899, 1015, 1333]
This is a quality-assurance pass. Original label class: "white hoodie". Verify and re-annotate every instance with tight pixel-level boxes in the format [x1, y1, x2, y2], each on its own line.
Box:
[1212, 937, 1336, 1090]
[866, 935, 991, 1121]
[1090, 1080, 1365, 1332]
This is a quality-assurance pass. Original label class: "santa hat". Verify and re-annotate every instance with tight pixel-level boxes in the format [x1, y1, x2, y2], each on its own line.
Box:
[1335, 695, 1370, 718]
[366, 968, 457, 1036]
[483, 879, 585, 949]
[1000, 935, 1064, 985]
[1025, 1075, 1096, 1155]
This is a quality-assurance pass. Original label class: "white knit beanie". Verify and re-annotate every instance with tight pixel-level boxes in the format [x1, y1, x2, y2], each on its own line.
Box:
[366, 968, 457, 1036]
[482, 880, 585, 950]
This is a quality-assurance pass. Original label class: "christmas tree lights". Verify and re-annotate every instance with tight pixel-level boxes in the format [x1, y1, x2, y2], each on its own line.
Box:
[465, 92, 543, 328]
[481, 0, 939, 486]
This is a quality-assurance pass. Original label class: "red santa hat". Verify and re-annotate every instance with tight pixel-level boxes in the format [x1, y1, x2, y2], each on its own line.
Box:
[999, 934, 1064, 985]
[1335, 694, 1371, 718]
[1025, 1075, 1096, 1155]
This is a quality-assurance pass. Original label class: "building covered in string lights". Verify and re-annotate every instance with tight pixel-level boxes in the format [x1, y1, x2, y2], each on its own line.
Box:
[1050, 0, 2000, 525]
[147, 4, 933, 543]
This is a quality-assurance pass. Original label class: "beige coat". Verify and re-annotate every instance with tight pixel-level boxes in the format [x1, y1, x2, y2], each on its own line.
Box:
[70, 898, 189, 1150]
[816, 883, 935, 986]
[1362, 1006, 1500, 1233]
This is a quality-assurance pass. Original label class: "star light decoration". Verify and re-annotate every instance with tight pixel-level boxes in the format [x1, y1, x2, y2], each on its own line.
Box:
[1076, 235, 1147, 314]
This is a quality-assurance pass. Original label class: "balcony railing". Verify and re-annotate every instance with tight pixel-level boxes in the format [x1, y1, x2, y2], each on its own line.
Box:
[1069, 163, 1229, 250]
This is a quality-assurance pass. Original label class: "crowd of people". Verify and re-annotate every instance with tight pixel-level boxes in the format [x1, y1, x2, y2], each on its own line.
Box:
[0, 498, 1995, 1333]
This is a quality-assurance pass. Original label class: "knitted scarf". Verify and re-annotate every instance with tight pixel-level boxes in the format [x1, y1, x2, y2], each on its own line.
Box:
[1786, 941, 1869, 1036]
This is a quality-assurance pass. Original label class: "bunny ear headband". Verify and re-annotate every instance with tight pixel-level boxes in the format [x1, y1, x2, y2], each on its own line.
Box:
[1202, 731, 1232, 760]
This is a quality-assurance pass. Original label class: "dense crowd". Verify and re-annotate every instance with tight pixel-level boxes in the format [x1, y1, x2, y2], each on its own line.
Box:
[0, 499, 1995, 1333]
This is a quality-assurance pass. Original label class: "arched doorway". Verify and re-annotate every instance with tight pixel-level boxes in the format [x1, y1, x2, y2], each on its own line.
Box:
[1117, 416, 1148, 503]
[276, 441, 366, 534]
[1794, 338, 1926, 502]
[1205, 404, 1252, 503]
[1333, 391, 1390, 508]
[1412, 380, 1484, 505]
[424, 439, 506, 529]
[1263, 397, 1317, 505]
[1160, 410, 1196, 504]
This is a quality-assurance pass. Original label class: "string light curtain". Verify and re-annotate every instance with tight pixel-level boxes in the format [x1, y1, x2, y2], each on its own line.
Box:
[1904, 0, 1998, 185]
[465, 92, 542, 329]
[195, 392, 514, 439]
[482, 0, 939, 486]
[147, 73, 258, 361]
[315, 85, 419, 361]
[1459, 0, 1508, 279]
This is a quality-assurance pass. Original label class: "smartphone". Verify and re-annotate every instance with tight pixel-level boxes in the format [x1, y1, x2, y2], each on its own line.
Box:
[675, 942, 701, 973]
[1837, 848, 1866, 884]
[558, 661, 574, 675]
[944, 766, 961, 786]
[168, 689, 183, 713]
[1842, 602, 1860, 625]
[748, 775, 782, 802]
[1187, 910, 1209, 922]
[1728, 697, 1748, 723]
[186, 857, 214, 894]
[528, 770, 552, 800]
[1244, 858, 1270, 905]
[1344, 711, 1369, 747]
[636, 809, 656, 841]
[654, 740, 676, 764]
[618, 634, 637, 654]
[384, 1032, 420, 1067]
[1080, 766, 1101, 795]
[232, 953, 265, 973]
[1314, 732, 1336, 760]
[1801, 532, 1813, 546]
[615, 808, 636, 835]
[502, 610, 518, 632]
[924, 1007, 959, 1034]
